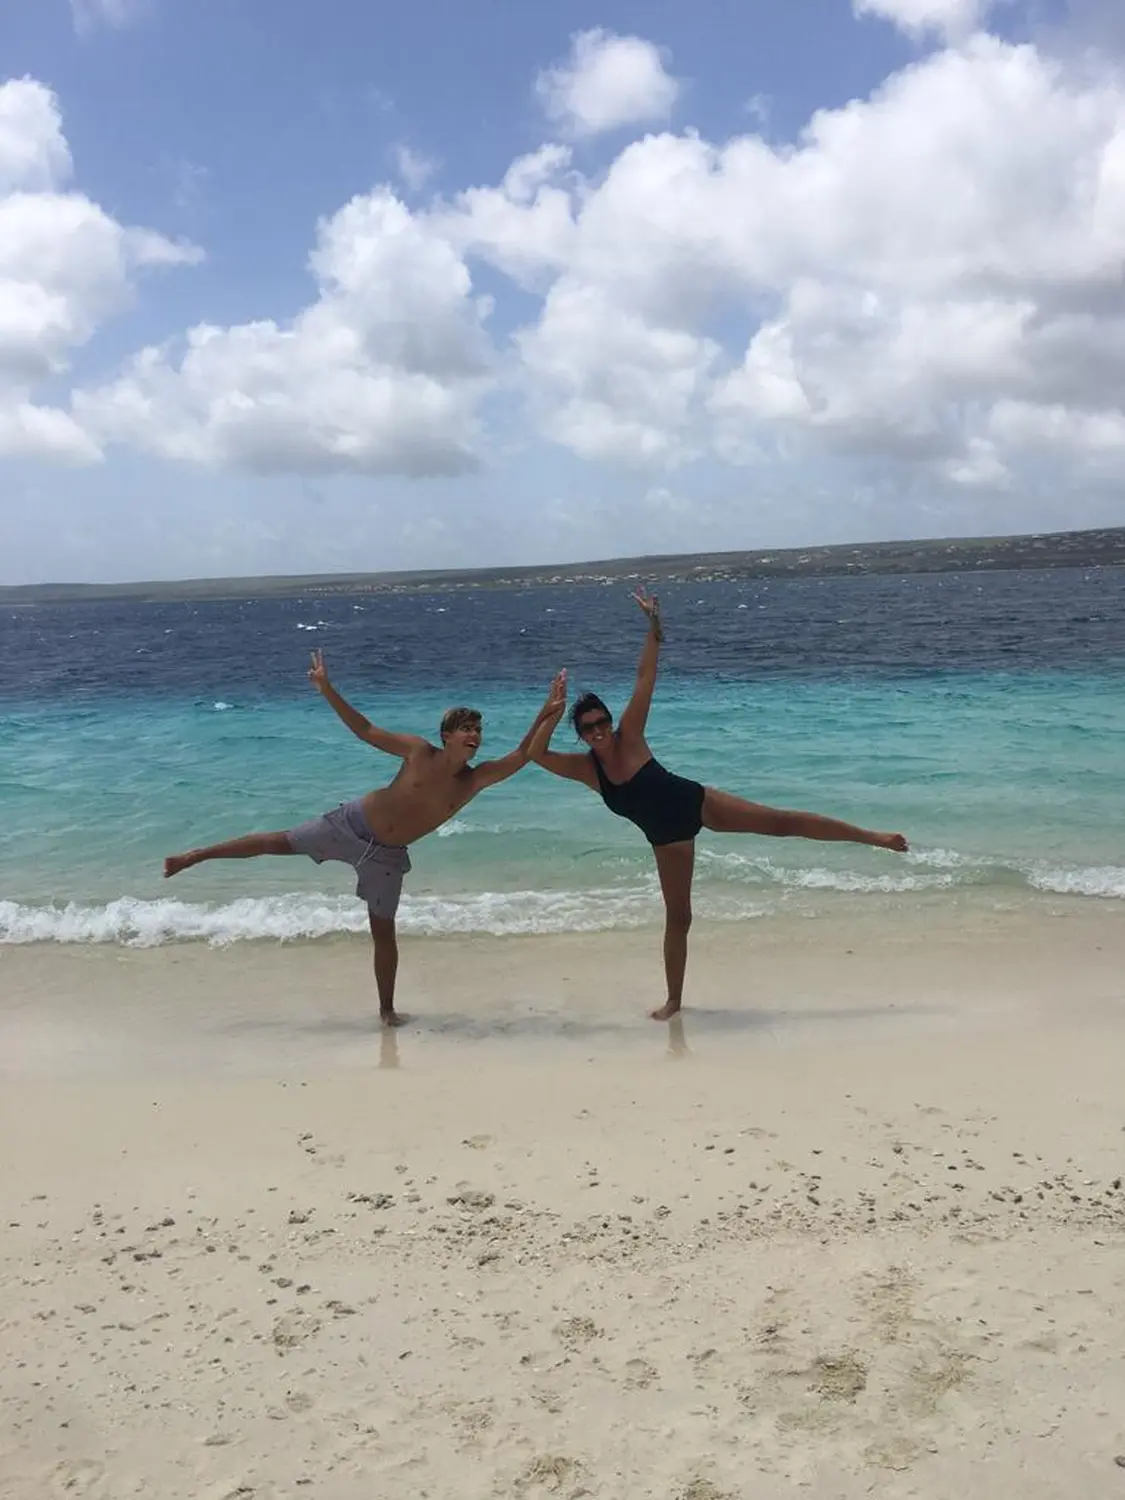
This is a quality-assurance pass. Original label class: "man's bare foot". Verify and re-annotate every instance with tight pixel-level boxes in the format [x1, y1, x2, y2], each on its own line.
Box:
[381, 1010, 409, 1028]
[650, 1001, 682, 1021]
[163, 852, 198, 878]
[876, 832, 909, 853]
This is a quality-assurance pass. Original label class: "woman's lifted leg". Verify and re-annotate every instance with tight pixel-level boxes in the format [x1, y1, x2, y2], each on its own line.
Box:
[702, 790, 907, 851]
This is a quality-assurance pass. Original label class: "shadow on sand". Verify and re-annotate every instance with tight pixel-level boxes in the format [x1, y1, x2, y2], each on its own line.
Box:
[214, 998, 944, 1069]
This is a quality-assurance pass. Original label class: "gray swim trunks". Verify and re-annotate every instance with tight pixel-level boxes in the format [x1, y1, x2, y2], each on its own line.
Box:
[286, 798, 411, 919]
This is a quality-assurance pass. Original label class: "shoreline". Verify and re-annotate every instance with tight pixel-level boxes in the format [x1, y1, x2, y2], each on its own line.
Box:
[3, 903, 1123, 1077]
[9, 881, 1125, 947]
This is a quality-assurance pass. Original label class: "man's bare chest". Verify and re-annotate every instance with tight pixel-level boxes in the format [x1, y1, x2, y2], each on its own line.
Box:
[396, 764, 472, 812]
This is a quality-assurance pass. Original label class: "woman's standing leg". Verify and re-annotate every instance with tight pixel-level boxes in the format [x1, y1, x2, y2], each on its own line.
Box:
[651, 840, 696, 1021]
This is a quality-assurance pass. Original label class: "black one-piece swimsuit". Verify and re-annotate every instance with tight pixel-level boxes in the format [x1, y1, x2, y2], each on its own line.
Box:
[591, 754, 705, 847]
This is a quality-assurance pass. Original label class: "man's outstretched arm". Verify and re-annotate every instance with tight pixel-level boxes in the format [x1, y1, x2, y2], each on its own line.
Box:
[307, 650, 425, 760]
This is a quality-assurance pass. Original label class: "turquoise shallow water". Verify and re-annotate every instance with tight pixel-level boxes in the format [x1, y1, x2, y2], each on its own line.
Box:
[3, 572, 1124, 943]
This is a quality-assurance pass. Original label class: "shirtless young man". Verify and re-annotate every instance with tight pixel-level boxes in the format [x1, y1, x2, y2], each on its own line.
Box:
[164, 650, 566, 1025]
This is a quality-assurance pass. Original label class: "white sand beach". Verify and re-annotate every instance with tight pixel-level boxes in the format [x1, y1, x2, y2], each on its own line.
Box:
[2, 906, 1124, 1499]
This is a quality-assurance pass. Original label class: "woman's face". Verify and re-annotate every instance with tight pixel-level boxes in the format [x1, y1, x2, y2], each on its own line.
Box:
[576, 707, 613, 750]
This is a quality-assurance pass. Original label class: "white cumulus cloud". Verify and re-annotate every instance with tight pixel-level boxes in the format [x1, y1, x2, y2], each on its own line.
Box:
[429, 34, 1125, 497]
[71, 0, 150, 35]
[17, 24, 1125, 536]
[535, 29, 680, 139]
[517, 278, 719, 466]
[0, 77, 199, 464]
[76, 190, 495, 476]
[853, 0, 998, 43]
[434, 145, 577, 290]
[0, 77, 72, 192]
[393, 144, 438, 194]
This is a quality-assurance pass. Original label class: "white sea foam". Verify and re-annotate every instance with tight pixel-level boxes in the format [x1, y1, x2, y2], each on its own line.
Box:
[4, 851, 1123, 949]
[699, 845, 1125, 899]
[0, 886, 668, 947]
[1027, 865, 1125, 898]
[435, 819, 506, 838]
[0, 894, 369, 947]
[903, 846, 981, 870]
[696, 847, 961, 894]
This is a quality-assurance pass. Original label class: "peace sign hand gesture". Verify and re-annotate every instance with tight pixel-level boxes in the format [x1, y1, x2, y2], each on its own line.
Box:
[632, 586, 663, 642]
[307, 648, 330, 694]
[632, 586, 659, 619]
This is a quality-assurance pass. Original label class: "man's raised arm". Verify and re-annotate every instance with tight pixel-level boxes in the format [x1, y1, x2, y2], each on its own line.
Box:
[307, 650, 425, 759]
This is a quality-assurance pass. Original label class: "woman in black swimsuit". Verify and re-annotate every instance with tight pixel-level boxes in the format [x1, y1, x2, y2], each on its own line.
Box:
[535, 590, 909, 1020]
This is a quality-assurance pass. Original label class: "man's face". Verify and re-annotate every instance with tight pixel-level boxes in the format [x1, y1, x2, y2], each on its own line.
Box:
[445, 720, 482, 758]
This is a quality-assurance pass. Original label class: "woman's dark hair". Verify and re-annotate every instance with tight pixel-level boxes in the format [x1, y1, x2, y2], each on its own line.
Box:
[570, 692, 611, 737]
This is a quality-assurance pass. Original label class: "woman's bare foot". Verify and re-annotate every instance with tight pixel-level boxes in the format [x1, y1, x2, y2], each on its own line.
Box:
[650, 1001, 681, 1021]
[381, 1009, 409, 1028]
[875, 833, 909, 853]
[163, 852, 199, 878]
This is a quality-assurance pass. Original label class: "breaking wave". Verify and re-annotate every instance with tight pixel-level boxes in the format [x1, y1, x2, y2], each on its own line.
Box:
[3, 844, 1124, 947]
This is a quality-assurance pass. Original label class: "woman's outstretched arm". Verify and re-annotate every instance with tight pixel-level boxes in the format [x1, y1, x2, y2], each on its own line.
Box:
[530, 671, 597, 786]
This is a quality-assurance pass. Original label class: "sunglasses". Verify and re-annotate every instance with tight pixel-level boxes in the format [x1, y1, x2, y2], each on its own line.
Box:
[577, 714, 612, 735]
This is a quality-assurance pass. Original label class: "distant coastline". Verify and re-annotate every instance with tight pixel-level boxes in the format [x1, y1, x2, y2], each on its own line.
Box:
[4, 524, 1124, 604]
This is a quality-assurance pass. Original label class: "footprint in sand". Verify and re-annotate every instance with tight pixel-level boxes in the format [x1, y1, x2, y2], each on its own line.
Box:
[867, 1347, 974, 1468]
[528, 1385, 567, 1414]
[807, 1350, 869, 1401]
[271, 1311, 321, 1353]
[894, 1344, 974, 1421]
[200, 1484, 278, 1500]
[737, 1347, 869, 1434]
[623, 1356, 659, 1390]
[678, 1480, 734, 1500]
[856, 1263, 918, 1341]
[512, 1454, 585, 1495]
[49, 1459, 106, 1497]
[446, 1398, 496, 1443]
[553, 1316, 602, 1351]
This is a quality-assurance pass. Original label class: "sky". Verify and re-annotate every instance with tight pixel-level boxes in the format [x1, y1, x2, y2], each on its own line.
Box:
[2, 0, 1125, 583]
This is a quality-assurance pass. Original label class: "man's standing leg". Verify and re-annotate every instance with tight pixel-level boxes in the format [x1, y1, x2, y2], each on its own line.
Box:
[368, 913, 405, 1027]
[358, 842, 411, 1029]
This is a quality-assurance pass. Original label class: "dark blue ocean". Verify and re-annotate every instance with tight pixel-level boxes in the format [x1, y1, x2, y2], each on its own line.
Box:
[3, 568, 1124, 944]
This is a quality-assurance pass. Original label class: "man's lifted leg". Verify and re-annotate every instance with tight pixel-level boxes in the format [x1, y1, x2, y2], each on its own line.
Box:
[164, 831, 293, 878]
